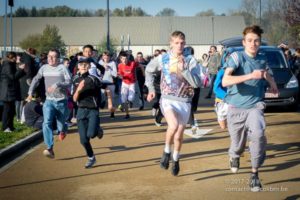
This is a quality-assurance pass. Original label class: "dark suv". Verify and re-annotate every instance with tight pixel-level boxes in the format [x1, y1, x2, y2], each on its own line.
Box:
[219, 38, 299, 110]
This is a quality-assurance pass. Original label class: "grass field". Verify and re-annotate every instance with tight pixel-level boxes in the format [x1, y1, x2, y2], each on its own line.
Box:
[0, 120, 36, 149]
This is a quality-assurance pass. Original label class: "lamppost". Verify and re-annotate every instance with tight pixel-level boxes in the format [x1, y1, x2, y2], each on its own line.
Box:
[259, 0, 261, 25]
[9, 0, 14, 51]
[3, 0, 8, 55]
[212, 16, 215, 45]
[106, 0, 110, 52]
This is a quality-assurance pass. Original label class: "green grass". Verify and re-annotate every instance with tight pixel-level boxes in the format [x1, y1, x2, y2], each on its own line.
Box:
[0, 120, 37, 149]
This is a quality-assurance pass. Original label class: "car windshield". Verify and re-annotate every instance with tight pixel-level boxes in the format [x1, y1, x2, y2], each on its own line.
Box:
[259, 50, 287, 69]
[223, 48, 287, 69]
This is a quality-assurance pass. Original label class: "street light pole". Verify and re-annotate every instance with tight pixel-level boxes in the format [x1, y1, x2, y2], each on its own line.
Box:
[3, 0, 8, 55]
[259, 0, 262, 25]
[106, 0, 110, 52]
[212, 16, 214, 45]
[10, 4, 13, 51]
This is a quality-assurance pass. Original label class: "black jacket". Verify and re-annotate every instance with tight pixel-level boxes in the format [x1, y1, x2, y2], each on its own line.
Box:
[72, 72, 101, 109]
[0, 60, 25, 101]
[24, 100, 43, 129]
[19, 52, 38, 100]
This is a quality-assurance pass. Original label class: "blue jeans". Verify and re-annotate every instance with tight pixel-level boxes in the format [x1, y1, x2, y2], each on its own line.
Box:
[42, 99, 68, 149]
[207, 74, 217, 97]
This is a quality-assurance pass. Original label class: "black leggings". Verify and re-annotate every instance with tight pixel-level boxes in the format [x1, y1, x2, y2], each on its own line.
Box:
[2, 101, 15, 131]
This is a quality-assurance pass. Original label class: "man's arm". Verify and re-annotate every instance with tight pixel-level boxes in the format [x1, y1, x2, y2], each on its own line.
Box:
[27, 67, 44, 101]
[222, 67, 266, 87]
[180, 56, 202, 88]
[265, 72, 279, 94]
[73, 80, 85, 102]
[145, 57, 160, 102]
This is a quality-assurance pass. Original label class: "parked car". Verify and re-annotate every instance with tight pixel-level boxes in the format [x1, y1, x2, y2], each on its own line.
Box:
[219, 38, 299, 110]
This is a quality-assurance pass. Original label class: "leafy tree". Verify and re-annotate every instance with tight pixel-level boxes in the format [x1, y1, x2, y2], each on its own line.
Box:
[31, 6, 37, 17]
[39, 25, 66, 55]
[124, 6, 133, 16]
[10, 5, 149, 17]
[112, 8, 123, 16]
[97, 37, 118, 55]
[39, 8, 48, 17]
[95, 9, 107, 17]
[132, 7, 148, 16]
[19, 25, 66, 56]
[14, 7, 29, 17]
[195, 9, 215, 16]
[19, 34, 41, 51]
[156, 8, 176, 16]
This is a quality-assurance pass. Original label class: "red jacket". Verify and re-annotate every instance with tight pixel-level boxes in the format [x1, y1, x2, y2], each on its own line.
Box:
[118, 61, 138, 84]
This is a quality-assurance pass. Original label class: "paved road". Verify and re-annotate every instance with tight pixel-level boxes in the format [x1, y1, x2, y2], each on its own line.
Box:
[0, 97, 300, 200]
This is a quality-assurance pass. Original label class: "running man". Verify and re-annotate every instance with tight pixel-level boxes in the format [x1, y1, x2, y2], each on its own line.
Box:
[222, 25, 278, 192]
[72, 57, 103, 168]
[27, 49, 72, 158]
[145, 31, 201, 176]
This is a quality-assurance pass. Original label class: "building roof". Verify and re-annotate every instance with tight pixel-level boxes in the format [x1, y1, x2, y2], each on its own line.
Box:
[0, 16, 245, 46]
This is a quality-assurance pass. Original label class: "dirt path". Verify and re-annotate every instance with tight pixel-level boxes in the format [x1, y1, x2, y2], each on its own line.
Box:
[0, 105, 300, 200]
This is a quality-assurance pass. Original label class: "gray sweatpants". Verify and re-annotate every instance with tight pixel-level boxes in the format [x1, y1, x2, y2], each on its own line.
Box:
[227, 102, 267, 169]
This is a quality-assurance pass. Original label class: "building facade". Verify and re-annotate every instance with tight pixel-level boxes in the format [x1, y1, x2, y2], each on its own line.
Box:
[0, 16, 245, 59]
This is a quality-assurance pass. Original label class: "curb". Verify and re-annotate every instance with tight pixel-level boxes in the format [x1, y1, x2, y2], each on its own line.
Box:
[0, 130, 43, 161]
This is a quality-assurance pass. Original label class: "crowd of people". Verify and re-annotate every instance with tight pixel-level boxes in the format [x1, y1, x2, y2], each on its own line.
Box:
[0, 25, 300, 192]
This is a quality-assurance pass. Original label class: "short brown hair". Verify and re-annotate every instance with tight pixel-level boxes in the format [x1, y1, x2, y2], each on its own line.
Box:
[243, 25, 264, 38]
[171, 31, 185, 40]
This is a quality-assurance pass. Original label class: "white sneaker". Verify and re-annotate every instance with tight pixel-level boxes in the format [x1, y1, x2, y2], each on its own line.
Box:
[151, 108, 157, 116]
[155, 121, 162, 127]
[191, 126, 197, 134]
[194, 119, 199, 127]
[4, 128, 12, 133]
[43, 149, 55, 159]
[71, 117, 77, 123]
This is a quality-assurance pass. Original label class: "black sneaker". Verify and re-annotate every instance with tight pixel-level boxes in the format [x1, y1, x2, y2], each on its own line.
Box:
[249, 173, 262, 192]
[155, 118, 162, 127]
[171, 160, 180, 176]
[100, 101, 106, 109]
[160, 152, 171, 169]
[97, 127, 104, 139]
[85, 156, 96, 168]
[230, 157, 240, 173]
[129, 101, 133, 108]
[125, 114, 130, 119]
[110, 112, 115, 118]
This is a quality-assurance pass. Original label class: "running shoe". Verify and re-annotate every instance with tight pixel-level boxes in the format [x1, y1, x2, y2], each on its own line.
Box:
[160, 152, 171, 169]
[97, 127, 104, 139]
[4, 128, 12, 133]
[85, 157, 96, 168]
[249, 173, 262, 192]
[155, 118, 162, 127]
[229, 157, 240, 173]
[58, 132, 66, 141]
[171, 160, 180, 176]
[43, 148, 55, 159]
[110, 112, 115, 118]
[125, 114, 130, 119]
